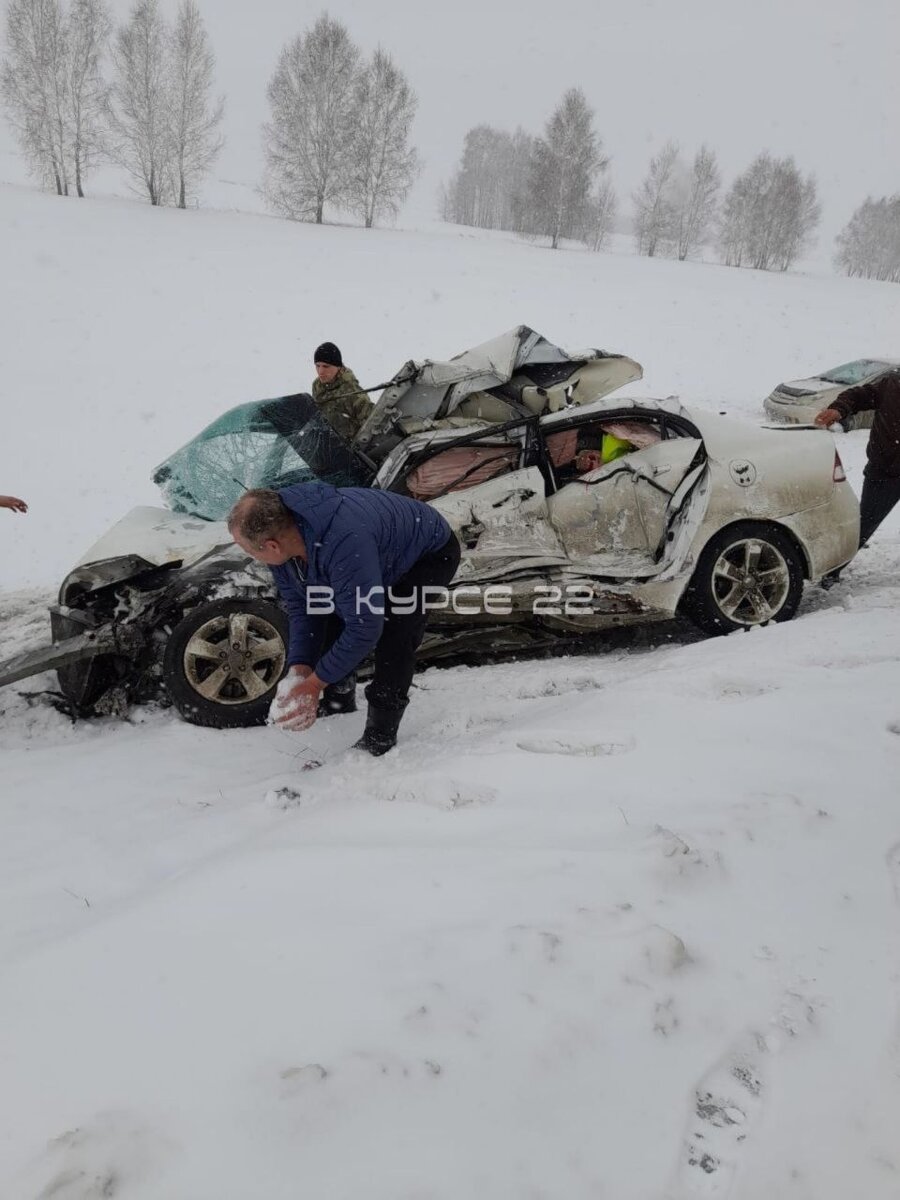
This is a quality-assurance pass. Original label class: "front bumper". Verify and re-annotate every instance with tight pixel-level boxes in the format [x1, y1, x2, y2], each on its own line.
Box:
[0, 615, 141, 691]
[763, 394, 820, 425]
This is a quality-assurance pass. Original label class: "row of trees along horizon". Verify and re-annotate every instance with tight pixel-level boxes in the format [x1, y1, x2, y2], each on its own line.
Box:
[3, 0, 899, 281]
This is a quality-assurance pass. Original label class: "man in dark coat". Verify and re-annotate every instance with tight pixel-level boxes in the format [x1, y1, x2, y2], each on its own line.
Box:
[228, 484, 460, 755]
[311, 342, 372, 442]
[815, 368, 900, 546]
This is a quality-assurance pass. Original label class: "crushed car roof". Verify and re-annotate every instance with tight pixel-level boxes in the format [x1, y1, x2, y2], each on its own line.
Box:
[356, 324, 642, 446]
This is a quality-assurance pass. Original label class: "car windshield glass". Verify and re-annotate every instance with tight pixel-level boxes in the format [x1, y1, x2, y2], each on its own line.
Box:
[152, 394, 372, 521]
[819, 360, 887, 385]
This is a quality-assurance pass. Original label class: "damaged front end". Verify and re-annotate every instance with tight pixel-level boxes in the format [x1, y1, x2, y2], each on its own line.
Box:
[49, 541, 277, 717]
[46, 555, 183, 715]
[0, 559, 169, 717]
[0, 530, 274, 719]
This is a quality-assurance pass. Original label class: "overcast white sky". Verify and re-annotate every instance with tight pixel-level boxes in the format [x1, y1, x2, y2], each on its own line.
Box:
[2, 0, 898, 245]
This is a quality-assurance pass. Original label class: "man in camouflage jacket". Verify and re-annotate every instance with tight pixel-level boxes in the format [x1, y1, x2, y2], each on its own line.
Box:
[311, 342, 371, 442]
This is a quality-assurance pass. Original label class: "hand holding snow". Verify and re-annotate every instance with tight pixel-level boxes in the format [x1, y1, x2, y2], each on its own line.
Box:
[268, 675, 318, 732]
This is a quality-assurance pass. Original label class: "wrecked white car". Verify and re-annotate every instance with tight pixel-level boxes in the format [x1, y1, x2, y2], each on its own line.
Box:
[0, 326, 859, 728]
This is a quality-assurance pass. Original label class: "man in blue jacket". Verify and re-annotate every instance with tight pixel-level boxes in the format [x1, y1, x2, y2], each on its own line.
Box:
[227, 484, 460, 755]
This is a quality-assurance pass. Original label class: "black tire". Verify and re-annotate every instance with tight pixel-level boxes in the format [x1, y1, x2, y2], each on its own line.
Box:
[681, 522, 804, 637]
[57, 654, 133, 713]
[163, 598, 289, 729]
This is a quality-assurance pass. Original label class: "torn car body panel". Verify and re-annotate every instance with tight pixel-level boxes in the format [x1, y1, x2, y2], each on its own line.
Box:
[356, 325, 643, 457]
[0, 624, 138, 689]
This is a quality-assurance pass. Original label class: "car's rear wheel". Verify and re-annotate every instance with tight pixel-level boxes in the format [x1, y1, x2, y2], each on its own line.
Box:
[163, 599, 288, 728]
[682, 522, 804, 636]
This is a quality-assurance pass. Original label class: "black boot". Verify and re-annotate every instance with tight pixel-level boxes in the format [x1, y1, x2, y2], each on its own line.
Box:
[317, 675, 358, 718]
[354, 703, 405, 756]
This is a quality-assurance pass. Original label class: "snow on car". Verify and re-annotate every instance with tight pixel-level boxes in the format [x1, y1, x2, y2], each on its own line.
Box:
[762, 357, 900, 429]
[0, 326, 860, 728]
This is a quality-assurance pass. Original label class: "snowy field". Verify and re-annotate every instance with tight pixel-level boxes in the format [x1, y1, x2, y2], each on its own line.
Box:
[1, 182, 900, 1199]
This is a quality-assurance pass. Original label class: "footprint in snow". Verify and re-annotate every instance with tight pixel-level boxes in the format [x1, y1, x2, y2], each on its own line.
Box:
[514, 676, 603, 700]
[714, 678, 777, 702]
[279, 1063, 329, 1098]
[668, 985, 821, 1198]
[263, 784, 320, 810]
[372, 775, 496, 810]
[19, 1114, 175, 1200]
[516, 735, 634, 758]
[669, 1036, 765, 1198]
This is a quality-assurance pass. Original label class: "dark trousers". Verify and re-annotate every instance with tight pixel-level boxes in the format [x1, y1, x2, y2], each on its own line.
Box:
[322, 532, 462, 713]
[860, 476, 900, 546]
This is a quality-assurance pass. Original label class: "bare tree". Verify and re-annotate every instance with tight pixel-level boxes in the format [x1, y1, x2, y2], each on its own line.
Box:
[262, 15, 359, 224]
[110, 0, 171, 204]
[717, 168, 753, 267]
[718, 152, 820, 272]
[672, 144, 720, 261]
[776, 169, 820, 271]
[835, 196, 900, 283]
[66, 0, 110, 196]
[167, 0, 222, 208]
[527, 88, 605, 249]
[1, 0, 70, 194]
[346, 47, 418, 228]
[586, 175, 617, 250]
[504, 127, 535, 234]
[442, 124, 535, 235]
[632, 140, 679, 257]
[443, 124, 503, 228]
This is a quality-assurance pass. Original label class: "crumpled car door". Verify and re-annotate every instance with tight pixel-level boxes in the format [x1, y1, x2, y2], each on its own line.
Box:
[548, 438, 706, 572]
[428, 466, 568, 580]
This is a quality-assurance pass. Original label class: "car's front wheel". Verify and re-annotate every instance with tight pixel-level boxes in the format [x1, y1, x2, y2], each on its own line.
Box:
[682, 522, 804, 636]
[163, 598, 288, 728]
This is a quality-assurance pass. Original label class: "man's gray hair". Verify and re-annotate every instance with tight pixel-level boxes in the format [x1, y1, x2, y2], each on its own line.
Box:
[228, 489, 294, 545]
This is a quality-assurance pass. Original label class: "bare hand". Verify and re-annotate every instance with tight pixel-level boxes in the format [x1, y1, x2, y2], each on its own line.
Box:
[814, 408, 842, 428]
[270, 668, 324, 732]
[0, 495, 27, 513]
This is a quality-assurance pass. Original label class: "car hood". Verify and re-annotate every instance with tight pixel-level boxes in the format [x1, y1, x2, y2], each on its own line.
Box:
[778, 377, 835, 396]
[73, 506, 231, 571]
[356, 325, 642, 450]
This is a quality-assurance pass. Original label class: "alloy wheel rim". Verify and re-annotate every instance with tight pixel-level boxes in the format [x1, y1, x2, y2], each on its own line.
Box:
[183, 612, 285, 705]
[711, 538, 790, 625]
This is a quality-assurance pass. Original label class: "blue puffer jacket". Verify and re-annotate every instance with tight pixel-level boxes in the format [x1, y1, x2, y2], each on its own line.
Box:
[270, 484, 452, 684]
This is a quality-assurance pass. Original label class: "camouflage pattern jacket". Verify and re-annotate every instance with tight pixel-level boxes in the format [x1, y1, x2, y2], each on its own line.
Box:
[311, 368, 371, 442]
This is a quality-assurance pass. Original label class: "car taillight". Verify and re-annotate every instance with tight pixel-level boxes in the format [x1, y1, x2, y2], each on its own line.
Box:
[833, 450, 846, 482]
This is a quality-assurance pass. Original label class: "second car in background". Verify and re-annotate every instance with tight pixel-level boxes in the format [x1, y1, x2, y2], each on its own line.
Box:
[763, 358, 898, 429]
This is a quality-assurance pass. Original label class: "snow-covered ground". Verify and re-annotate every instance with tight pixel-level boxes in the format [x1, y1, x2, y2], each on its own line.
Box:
[1, 183, 899, 1199]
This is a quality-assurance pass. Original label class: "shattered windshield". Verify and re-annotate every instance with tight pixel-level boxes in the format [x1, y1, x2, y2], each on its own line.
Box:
[152, 394, 373, 521]
[819, 360, 888, 386]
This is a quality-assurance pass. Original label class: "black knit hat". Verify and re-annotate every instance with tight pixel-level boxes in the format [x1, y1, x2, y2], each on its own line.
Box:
[314, 341, 343, 368]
